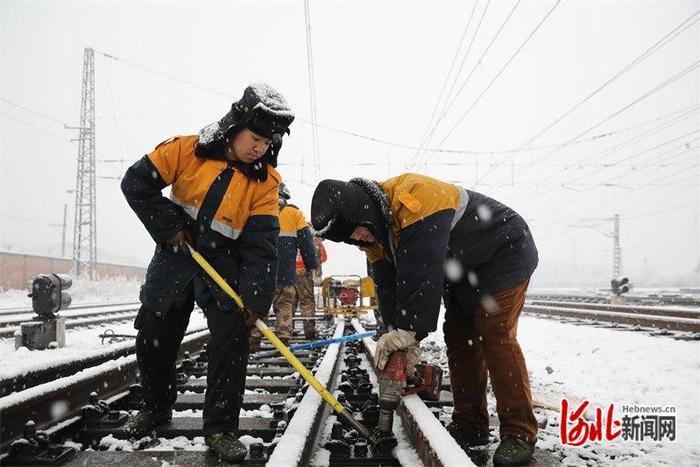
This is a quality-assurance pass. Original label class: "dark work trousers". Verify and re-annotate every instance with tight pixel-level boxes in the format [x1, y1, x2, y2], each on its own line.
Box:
[135, 288, 195, 414]
[201, 298, 250, 435]
[135, 287, 251, 435]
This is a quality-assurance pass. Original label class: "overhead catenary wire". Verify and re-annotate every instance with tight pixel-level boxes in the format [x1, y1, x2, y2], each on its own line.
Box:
[412, 0, 483, 163]
[528, 141, 699, 220]
[497, 106, 700, 207]
[303, 0, 321, 182]
[409, 0, 519, 169]
[528, 150, 699, 240]
[1, 112, 73, 143]
[0, 97, 72, 126]
[484, 58, 700, 192]
[509, 115, 700, 207]
[418, 0, 563, 170]
[475, 10, 700, 184]
[93, 49, 696, 160]
[510, 131, 700, 225]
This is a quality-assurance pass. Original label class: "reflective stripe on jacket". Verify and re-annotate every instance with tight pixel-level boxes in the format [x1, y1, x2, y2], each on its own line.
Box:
[121, 135, 281, 314]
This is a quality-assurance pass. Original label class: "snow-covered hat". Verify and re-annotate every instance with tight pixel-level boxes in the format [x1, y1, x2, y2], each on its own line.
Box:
[196, 83, 294, 181]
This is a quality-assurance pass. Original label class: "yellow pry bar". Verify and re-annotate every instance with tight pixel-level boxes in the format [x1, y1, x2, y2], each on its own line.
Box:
[187, 244, 344, 414]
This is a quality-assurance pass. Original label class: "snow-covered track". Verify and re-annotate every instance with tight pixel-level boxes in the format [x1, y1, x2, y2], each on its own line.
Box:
[524, 303, 700, 334]
[0, 316, 558, 466]
[0, 301, 141, 317]
[527, 299, 700, 319]
[0, 326, 208, 397]
[0, 305, 142, 339]
[0, 330, 211, 454]
[527, 293, 700, 308]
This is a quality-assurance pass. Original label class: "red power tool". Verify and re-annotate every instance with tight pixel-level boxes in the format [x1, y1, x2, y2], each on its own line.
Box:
[377, 351, 443, 433]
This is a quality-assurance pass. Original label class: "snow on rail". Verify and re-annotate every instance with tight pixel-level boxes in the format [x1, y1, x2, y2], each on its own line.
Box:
[0, 330, 210, 410]
[267, 318, 345, 466]
[351, 319, 474, 467]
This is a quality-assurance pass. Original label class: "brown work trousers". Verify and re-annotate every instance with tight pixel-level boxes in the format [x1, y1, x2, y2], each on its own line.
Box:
[443, 278, 538, 443]
[255, 270, 316, 340]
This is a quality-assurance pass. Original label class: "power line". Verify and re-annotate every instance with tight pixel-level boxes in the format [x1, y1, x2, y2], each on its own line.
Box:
[303, 0, 321, 181]
[412, 0, 483, 163]
[502, 108, 699, 204]
[421, 0, 562, 168]
[487, 58, 699, 190]
[0, 97, 71, 126]
[1, 112, 73, 143]
[529, 154, 698, 239]
[97, 51, 234, 99]
[410, 0, 518, 169]
[512, 125, 700, 208]
[476, 9, 700, 184]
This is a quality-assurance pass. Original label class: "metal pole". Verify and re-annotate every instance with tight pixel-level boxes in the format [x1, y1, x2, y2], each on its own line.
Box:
[613, 214, 620, 278]
[61, 204, 67, 257]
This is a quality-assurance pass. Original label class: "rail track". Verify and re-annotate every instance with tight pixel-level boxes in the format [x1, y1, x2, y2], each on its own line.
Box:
[0, 304, 143, 339]
[527, 293, 700, 308]
[0, 313, 565, 466]
[524, 299, 700, 335]
[0, 302, 141, 317]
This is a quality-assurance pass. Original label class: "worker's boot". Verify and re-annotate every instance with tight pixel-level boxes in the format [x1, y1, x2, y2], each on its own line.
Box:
[127, 408, 172, 437]
[493, 436, 535, 466]
[205, 432, 247, 463]
[446, 422, 490, 448]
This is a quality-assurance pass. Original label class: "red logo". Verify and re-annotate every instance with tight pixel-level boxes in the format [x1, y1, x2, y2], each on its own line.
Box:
[560, 399, 622, 446]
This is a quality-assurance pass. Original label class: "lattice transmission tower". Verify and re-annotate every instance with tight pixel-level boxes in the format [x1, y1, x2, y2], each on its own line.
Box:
[71, 47, 97, 279]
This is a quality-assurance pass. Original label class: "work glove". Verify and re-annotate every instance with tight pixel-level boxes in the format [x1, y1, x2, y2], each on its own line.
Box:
[165, 229, 192, 255]
[375, 329, 421, 378]
[243, 309, 268, 329]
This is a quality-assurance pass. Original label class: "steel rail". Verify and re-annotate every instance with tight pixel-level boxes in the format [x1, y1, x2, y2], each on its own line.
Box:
[524, 304, 700, 333]
[351, 319, 475, 467]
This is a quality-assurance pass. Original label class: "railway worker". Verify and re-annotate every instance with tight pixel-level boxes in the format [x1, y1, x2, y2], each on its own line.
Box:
[121, 83, 294, 463]
[310, 174, 539, 466]
[294, 227, 327, 335]
[249, 183, 320, 351]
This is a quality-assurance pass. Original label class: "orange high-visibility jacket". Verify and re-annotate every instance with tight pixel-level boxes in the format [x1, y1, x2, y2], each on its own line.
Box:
[121, 135, 281, 314]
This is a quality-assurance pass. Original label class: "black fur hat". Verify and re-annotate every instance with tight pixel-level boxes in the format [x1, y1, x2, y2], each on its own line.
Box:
[311, 179, 388, 244]
[195, 83, 294, 181]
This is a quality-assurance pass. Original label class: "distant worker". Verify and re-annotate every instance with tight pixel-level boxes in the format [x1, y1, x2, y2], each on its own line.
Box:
[311, 174, 539, 466]
[250, 183, 320, 350]
[295, 227, 327, 335]
[121, 84, 294, 463]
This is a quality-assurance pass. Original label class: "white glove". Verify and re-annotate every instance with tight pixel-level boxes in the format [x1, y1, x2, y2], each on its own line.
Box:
[374, 329, 421, 377]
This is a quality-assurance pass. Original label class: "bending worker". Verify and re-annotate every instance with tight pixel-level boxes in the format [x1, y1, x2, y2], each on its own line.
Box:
[310, 173, 539, 467]
[250, 183, 320, 351]
[121, 83, 293, 463]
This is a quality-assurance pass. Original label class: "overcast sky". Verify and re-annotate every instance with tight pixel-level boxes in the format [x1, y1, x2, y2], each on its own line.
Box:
[1, 0, 698, 288]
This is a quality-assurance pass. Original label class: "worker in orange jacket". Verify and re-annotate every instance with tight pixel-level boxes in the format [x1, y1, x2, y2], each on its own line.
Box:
[121, 83, 293, 463]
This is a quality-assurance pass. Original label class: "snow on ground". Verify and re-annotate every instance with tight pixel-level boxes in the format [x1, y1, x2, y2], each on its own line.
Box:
[0, 312, 208, 381]
[0, 275, 142, 308]
[422, 307, 700, 465]
[0, 276, 208, 381]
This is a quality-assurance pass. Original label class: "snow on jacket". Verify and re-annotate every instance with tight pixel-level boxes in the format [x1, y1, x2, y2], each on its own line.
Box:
[121, 135, 281, 315]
